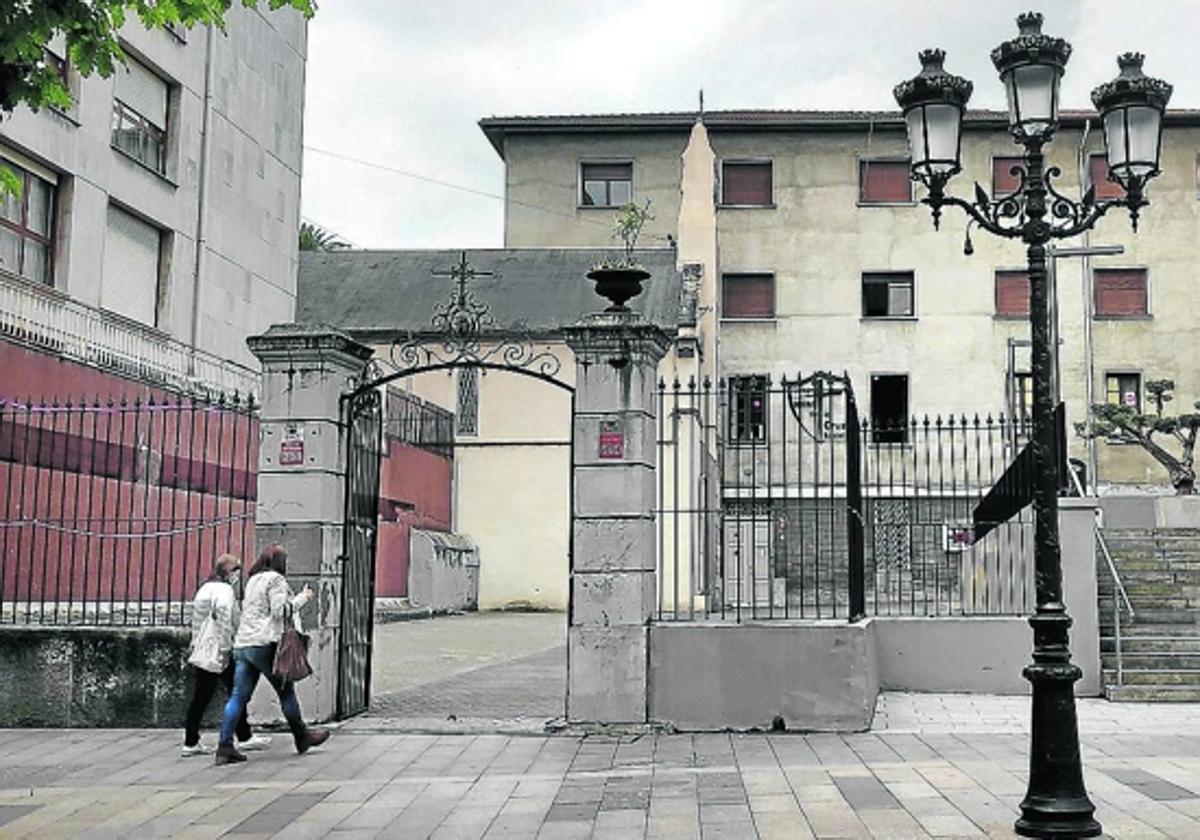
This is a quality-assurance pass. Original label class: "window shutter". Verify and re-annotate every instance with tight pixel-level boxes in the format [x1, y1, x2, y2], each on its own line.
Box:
[722, 163, 772, 205]
[1089, 154, 1124, 200]
[115, 57, 168, 129]
[995, 271, 1030, 317]
[859, 160, 911, 203]
[101, 205, 160, 326]
[1095, 269, 1147, 316]
[992, 157, 1023, 194]
[581, 162, 631, 181]
[722, 274, 774, 319]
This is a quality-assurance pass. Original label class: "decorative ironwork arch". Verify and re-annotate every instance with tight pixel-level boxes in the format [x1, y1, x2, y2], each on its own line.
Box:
[343, 252, 574, 397]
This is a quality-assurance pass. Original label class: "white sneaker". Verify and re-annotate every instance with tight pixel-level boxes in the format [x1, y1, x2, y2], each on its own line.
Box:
[237, 734, 272, 752]
[181, 743, 215, 757]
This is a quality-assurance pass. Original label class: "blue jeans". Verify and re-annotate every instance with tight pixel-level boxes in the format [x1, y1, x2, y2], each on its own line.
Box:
[219, 644, 306, 747]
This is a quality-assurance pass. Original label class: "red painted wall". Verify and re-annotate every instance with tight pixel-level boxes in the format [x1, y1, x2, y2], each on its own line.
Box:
[375, 437, 452, 598]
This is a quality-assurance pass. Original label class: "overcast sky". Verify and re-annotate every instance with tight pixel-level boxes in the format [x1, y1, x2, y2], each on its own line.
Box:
[300, 1, 1199, 250]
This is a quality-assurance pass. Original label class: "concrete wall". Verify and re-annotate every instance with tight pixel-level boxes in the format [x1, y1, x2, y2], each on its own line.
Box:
[499, 121, 1200, 491]
[407, 529, 478, 613]
[0, 626, 200, 727]
[0, 4, 306, 367]
[649, 621, 878, 731]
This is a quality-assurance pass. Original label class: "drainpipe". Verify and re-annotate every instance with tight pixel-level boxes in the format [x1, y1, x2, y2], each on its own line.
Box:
[189, 22, 216, 375]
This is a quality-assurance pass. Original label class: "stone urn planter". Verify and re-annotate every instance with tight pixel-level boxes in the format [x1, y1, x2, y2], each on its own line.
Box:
[586, 266, 650, 312]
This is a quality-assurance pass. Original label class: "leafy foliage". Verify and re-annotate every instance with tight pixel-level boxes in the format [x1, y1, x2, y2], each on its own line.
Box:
[1076, 378, 1199, 494]
[594, 200, 655, 270]
[298, 221, 349, 252]
[0, 0, 316, 196]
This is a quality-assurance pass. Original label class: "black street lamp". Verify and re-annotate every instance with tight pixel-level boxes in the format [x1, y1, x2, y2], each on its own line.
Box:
[893, 11, 1171, 840]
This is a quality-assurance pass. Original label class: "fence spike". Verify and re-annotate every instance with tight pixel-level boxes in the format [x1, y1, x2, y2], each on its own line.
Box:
[672, 375, 680, 390]
[923, 414, 930, 427]
[658, 376, 666, 389]
[687, 374, 696, 390]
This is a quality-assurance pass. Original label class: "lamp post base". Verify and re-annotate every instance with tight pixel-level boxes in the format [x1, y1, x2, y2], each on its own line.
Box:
[1015, 620, 1102, 839]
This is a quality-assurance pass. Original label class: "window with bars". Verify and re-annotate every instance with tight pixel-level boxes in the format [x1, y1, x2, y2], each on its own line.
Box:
[995, 270, 1030, 317]
[580, 162, 632, 207]
[721, 161, 772, 206]
[0, 156, 55, 285]
[111, 55, 169, 174]
[858, 159, 912, 204]
[862, 272, 914, 317]
[1106, 372, 1142, 412]
[722, 273, 774, 319]
[729, 376, 768, 444]
[456, 366, 479, 435]
[1094, 268, 1147, 317]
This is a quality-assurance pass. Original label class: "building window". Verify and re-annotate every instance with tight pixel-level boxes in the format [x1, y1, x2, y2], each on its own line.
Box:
[0, 156, 55, 285]
[1012, 372, 1033, 424]
[722, 273, 774, 320]
[1089, 153, 1125, 201]
[721, 161, 772, 206]
[456, 366, 479, 436]
[859, 159, 912, 204]
[870, 374, 909, 443]
[111, 55, 168, 174]
[1094, 268, 1147, 317]
[580, 162, 632, 207]
[101, 204, 161, 326]
[995, 270, 1030, 317]
[1106, 372, 1141, 411]
[862, 272, 914, 317]
[992, 156, 1024, 196]
[730, 376, 768, 443]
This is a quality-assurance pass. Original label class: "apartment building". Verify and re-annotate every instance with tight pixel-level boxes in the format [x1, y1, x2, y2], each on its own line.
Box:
[479, 108, 1200, 490]
[0, 5, 307, 397]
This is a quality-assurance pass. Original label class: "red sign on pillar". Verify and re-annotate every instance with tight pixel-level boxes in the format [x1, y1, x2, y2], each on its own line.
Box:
[598, 418, 625, 459]
[280, 426, 305, 466]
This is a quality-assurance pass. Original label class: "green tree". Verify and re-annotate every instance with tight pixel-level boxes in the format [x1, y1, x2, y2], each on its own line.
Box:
[1077, 378, 1199, 494]
[1, 0, 315, 194]
[298, 221, 349, 252]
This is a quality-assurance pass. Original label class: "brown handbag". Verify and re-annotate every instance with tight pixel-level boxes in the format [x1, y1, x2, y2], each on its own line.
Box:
[273, 604, 312, 682]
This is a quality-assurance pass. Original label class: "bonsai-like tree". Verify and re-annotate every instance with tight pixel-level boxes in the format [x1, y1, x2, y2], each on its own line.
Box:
[1077, 378, 1198, 494]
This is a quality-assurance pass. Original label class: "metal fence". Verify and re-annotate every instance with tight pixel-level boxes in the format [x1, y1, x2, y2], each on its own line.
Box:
[385, 387, 454, 458]
[0, 393, 258, 626]
[655, 375, 1034, 623]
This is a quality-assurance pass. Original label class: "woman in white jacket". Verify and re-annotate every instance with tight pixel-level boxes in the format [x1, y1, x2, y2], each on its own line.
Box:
[215, 544, 330, 764]
[182, 554, 271, 756]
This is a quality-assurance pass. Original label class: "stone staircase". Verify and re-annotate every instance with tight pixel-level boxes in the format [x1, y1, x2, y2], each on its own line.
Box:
[1097, 528, 1200, 701]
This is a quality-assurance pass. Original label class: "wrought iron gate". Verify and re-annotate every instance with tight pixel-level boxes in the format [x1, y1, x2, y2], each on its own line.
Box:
[338, 388, 383, 718]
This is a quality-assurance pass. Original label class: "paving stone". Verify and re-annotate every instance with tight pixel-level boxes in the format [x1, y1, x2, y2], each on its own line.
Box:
[832, 775, 901, 810]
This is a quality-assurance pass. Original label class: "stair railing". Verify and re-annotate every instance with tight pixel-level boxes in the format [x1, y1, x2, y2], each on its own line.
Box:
[1067, 468, 1134, 687]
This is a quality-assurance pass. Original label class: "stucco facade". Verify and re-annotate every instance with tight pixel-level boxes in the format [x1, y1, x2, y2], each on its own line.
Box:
[0, 5, 306, 372]
[483, 110, 1200, 491]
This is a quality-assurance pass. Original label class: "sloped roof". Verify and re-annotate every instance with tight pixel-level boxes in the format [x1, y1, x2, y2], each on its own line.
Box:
[296, 248, 682, 338]
[479, 108, 1200, 157]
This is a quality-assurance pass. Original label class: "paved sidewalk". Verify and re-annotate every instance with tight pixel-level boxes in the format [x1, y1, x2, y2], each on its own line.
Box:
[3, 694, 1200, 838]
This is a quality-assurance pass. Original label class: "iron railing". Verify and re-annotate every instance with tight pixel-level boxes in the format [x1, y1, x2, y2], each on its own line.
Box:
[385, 387, 454, 458]
[0, 393, 258, 625]
[654, 375, 1036, 622]
[0, 271, 260, 397]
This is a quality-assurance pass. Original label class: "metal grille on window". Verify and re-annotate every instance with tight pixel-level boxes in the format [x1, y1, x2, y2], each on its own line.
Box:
[456, 366, 479, 435]
[873, 499, 912, 573]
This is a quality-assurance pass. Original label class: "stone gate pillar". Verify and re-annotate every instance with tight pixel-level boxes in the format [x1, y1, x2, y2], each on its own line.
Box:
[564, 312, 671, 724]
[247, 324, 374, 722]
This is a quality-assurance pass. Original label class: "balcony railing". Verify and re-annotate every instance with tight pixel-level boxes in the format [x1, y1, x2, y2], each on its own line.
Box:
[0, 271, 259, 397]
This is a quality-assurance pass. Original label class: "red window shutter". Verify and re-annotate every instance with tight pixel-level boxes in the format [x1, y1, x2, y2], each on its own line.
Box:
[723, 274, 774, 318]
[992, 157, 1023, 194]
[1095, 269, 1147, 316]
[1090, 154, 1125, 200]
[995, 271, 1030, 317]
[859, 160, 911, 203]
[722, 163, 772, 205]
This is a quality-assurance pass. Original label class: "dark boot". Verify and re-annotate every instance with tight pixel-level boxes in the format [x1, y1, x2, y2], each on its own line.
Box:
[214, 743, 247, 765]
[295, 728, 330, 755]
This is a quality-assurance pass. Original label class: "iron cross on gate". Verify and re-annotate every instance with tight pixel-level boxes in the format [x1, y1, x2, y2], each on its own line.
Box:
[432, 251, 493, 308]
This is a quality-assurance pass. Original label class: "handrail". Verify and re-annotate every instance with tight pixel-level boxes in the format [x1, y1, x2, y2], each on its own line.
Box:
[1066, 466, 1132, 687]
[0, 271, 259, 397]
